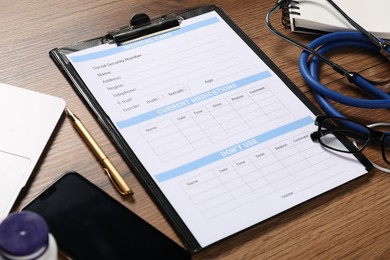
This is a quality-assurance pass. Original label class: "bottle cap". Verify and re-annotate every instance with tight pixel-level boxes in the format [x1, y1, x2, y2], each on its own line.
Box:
[0, 211, 49, 257]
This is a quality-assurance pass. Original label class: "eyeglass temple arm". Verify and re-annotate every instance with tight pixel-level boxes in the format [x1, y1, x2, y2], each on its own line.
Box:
[310, 127, 370, 142]
[312, 129, 387, 151]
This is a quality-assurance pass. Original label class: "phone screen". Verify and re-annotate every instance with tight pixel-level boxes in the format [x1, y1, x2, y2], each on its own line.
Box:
[23, 172, 191, 260]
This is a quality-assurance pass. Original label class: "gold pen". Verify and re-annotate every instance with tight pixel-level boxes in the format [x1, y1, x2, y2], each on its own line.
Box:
[65, 108, 133, 196]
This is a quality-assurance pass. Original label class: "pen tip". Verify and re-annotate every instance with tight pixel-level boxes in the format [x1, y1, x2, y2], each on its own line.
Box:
[65, 108, 73, 116]
[65, 108, 78, 121]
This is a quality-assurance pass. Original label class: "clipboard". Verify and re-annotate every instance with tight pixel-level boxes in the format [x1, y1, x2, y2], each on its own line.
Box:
[50, 5, 372, 253]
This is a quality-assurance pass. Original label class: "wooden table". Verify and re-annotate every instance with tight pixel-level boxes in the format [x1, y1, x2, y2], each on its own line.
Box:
[2, 0, 390, 259]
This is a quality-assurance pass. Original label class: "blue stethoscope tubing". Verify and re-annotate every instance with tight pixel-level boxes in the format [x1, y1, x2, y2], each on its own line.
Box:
[298, 31, 390, 118]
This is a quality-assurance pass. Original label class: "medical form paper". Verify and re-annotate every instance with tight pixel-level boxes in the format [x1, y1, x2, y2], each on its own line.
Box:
[64, 9, 368, 249]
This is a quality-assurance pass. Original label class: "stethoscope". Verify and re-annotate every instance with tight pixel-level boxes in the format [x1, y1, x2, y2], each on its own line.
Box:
[266, 0, 390, 172]
[265, 0, 390, 119]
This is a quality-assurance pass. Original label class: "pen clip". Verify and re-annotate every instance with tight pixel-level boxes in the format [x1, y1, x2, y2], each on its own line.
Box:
[105, 13, 182, 46]
[103, 168, 128, 196]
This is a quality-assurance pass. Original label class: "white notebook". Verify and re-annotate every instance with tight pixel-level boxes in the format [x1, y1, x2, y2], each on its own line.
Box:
[287, 0, 390, 39]
[0, 83, 65, 220]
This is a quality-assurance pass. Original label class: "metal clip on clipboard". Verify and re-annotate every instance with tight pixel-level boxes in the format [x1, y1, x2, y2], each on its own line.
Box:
[105, 13, 182, 45]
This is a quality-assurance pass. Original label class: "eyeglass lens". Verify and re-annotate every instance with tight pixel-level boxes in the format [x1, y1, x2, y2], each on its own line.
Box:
[384, 135, 390, 163]
[318, 117, 371, 153]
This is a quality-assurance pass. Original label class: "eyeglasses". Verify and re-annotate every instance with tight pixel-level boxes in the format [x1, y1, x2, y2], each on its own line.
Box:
[311, 115, 390, 165]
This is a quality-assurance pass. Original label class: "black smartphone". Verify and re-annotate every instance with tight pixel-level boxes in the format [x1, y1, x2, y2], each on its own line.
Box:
[22, 172, 191, 260]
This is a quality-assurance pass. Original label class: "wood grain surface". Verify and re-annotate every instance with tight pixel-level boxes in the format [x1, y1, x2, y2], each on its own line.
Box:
[2, 0, 389, 259]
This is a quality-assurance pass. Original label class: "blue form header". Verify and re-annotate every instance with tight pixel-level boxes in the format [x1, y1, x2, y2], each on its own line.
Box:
[116, 71, 272, 128]
[155, 116, 314, 182]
